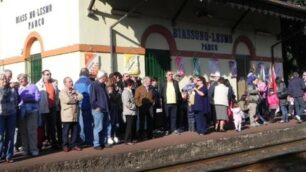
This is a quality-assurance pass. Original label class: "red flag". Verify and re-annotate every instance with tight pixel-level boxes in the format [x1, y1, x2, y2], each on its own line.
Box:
[269, 64, 278, 92]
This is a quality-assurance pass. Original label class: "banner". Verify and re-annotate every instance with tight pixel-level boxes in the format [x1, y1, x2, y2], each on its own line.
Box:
[192, 57, 201, 76]
[85, 53, 100, 78]
[175, 56, 185, 77]
[208, 59, 220, 75]
[124, 54, 140, 75]
[274, 63, 283, 78]
[229, 61, 237, 78]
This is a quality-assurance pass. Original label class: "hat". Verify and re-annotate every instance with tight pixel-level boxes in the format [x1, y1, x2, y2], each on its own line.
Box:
[210, 71, 221, 77]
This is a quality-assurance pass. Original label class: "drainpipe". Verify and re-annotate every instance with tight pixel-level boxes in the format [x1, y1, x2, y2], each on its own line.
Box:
[87, 0, 96, 15]
[109, 0, 148, 73]
[270, 41, 281, 66]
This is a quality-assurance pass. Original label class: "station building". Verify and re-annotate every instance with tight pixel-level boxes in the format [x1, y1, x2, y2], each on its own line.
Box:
[1, 0, 306, 97]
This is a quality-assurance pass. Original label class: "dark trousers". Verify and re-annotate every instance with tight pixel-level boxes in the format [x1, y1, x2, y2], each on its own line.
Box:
[125, 115, 136, 143]
[179, 102, 188, 131]
[56, 111, 62, 144]
[62, 122, 78, 148]
[294, 97, 305, 117]
[188, 107, 195, 132]
[138, 105, 153, 139]
[110, 106, 120, 137]
[43, 107, 57, 145]
[209, 104, 216, 124]
[194, 111, 207, 134]
[269, 109, 277, 122]
[164, 104, 178, 132]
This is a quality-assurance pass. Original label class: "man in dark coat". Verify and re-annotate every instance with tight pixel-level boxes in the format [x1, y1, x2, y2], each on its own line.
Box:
[288, 72, 305, 123]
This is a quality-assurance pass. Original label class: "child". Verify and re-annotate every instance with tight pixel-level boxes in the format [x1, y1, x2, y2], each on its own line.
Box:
[231, 102, 244, 132]
[267, 88, 280, 123]
[238, 94, 249, 124]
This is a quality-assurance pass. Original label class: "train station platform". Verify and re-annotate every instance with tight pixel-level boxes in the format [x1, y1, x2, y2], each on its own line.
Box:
[1, 120, 306, 172]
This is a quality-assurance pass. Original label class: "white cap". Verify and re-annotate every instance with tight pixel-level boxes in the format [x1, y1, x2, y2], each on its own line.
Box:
[210, 71, 220, 77]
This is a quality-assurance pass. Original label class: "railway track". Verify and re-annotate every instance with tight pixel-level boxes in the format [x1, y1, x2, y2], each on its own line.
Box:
[148, 139, 306, 172]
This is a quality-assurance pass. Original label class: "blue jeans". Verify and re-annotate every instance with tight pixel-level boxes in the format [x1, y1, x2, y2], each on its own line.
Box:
[280, 105, 288, 122]
[164, 104, 177, 132]
[92, 110, 107, 147]
[294, 97, 305, 117]
[194, 111, 207, 134]
[79, 109, 93, 145]
[0, 114, 16, 160]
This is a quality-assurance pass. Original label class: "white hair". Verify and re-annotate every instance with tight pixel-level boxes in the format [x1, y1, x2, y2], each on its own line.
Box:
[96, 70, 108, 79]
[142, 76, 151, 83]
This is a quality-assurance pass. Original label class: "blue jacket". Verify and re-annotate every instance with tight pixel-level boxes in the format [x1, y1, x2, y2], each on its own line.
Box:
[74, 76, 92, 110]
[89, 81, 110, 113]
[288, 77, 305, 98]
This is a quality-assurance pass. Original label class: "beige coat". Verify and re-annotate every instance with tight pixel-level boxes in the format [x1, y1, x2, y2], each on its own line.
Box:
[59, 88, 83, 122]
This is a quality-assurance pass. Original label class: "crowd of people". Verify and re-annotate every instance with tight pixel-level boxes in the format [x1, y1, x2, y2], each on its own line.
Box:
[0, 67, 305, 163]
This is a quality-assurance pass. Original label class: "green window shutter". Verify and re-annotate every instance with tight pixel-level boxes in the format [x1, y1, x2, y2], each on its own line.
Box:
[29, 53, 42, 83]
[145, 49, 171, 83]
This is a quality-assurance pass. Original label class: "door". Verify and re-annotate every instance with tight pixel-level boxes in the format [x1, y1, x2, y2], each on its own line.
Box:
[27, 53, 42, 83]
[236, 55, 250, 99]
[145, 49, 171, 83]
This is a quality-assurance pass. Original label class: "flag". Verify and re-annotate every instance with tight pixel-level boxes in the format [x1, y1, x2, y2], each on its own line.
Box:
[192, 57, 201, 75]
[258, 63, 265, 81]
[268, 64, 277, 92]
[175, 56, 185, 77]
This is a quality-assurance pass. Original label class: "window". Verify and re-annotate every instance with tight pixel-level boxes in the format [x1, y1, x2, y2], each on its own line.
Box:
[28, 53, 42, 83]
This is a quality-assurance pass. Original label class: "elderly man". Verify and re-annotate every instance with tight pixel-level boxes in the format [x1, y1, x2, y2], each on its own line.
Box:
[59, 77, 83, 152]
[247, 75, 260, 127]
[90, 70, 110, 150]
[17, 73, 40, 156]
[160, 71, 182, 135]
[135, 76, 154, 140]
[36, 69, 60, 149]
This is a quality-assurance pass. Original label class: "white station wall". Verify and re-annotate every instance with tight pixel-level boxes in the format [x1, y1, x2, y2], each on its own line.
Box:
[42, 52, 82, 90]
[0, 0, 80, 59]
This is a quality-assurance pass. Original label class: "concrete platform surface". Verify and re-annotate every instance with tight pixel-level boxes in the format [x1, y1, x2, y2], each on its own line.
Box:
[1, 120, 306, 172]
